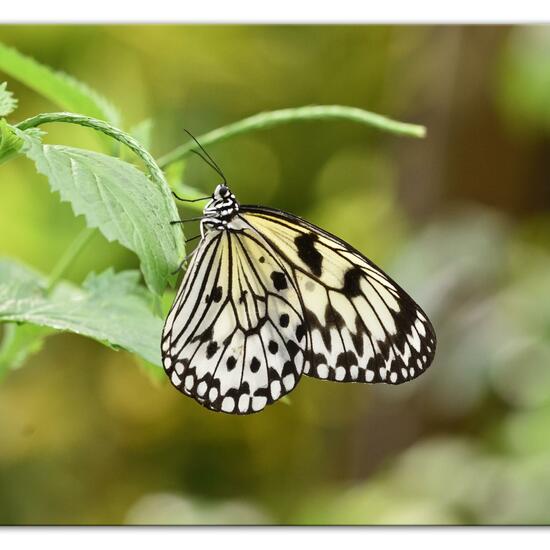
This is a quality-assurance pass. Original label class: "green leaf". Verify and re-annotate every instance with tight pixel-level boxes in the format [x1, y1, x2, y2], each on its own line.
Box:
[0, 82, 17, 117]
[0, 119, 23, 164]
[0, 122, 44, 165]
[0, 41, 120, 125]
[0, 259, 163, 366]
[0, 323, 53, 377]
[16, 113, 181, 219]
[18, 130, 183, 296]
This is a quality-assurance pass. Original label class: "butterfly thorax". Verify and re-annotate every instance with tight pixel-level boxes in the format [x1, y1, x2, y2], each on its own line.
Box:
[201, 184, 240, 234]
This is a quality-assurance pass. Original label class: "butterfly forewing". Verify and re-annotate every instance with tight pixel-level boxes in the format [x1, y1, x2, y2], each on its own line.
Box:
[162, 219, 309, 414]
[240, 207, 436, 385]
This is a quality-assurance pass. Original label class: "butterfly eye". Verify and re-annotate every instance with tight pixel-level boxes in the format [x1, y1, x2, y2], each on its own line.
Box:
[214, 184, 228, 199]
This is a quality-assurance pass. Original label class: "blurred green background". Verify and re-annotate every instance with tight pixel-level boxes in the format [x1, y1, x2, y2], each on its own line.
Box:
[1, 24, 550, 525]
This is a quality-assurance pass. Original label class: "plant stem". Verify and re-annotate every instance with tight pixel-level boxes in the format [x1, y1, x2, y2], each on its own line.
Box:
[46, 227, 95, 292]
[157, 105, 426, 169]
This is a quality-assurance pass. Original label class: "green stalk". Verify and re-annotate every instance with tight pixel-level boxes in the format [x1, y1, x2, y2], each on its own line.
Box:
[157, 105, 426, 169]
[46, 227, 96, 292]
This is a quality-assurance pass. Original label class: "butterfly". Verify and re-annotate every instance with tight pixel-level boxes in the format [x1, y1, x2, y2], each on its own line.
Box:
[161, 179, 437, 415]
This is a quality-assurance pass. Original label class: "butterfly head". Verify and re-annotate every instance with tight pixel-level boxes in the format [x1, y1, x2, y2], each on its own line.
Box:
[213, 184, 232, 201]
[201, 184, 240, 232]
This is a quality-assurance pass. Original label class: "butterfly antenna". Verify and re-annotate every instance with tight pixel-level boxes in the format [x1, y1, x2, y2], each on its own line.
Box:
[184, 129, 227, 185]
[172, 191, 211, 203]
[190, 149, 225, 181]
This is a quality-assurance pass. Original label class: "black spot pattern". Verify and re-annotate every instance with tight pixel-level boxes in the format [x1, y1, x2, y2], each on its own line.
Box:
[192, 327, 213, 344]
[287, 340, 300, 359]
[279, 314, 290, 328]
[226, 356, 237, 371]
[223, 335, 232, 347]
[342, 267, 363, 297]
[206, 341, 218, 359]
[295, 233, 323, 276]
[336, 350, 358, 367]
[268, 340, 279, 354]
[211, 286, 223, 303]
[270, 271, 288, 291]
[351, 316, 365, 357]
[312, 352, 327, 367]
[250, 356, 261, 373]
[325, 304, 345, 329]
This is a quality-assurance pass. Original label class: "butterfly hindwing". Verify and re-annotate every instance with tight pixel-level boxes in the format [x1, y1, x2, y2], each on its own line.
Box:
[240, 207, 436, 385]
[162, 220, 309, 414]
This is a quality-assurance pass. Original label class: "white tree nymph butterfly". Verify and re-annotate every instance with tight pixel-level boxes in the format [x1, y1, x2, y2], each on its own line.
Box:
[162, 181, 436, 415]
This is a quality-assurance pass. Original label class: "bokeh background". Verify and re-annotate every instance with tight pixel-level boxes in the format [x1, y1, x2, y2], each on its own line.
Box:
[1, 25, 550, 525]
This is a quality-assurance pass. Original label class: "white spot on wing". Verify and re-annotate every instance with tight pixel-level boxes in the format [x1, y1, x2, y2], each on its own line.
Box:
[222, 396, 235, 412]
[252, 396, 267, 411]
[270, 381, 281, 400]
[407, 327, 422, 352]
[415, 318, 427, 337]
[402, 343, 411, 366]
[317, 365, 328, 379]
[283, 374, 295, 391]
[238, 394, 249, 413]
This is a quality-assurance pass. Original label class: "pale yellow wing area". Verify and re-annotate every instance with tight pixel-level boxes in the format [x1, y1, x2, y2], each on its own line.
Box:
[240, 207, 436, 385]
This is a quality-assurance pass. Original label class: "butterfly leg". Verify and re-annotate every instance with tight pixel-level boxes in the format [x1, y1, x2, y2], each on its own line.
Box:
[170, 216, 204, 224]
[171, 248, 199, 274]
